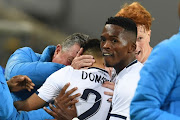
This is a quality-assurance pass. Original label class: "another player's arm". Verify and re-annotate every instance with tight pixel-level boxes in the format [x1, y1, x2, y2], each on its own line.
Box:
[102, 81, 115, 102]
[14, 93, 46, 111]
[14, 73, 63, 111]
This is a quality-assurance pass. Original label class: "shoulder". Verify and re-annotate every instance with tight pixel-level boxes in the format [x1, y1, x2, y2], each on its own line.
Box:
[17, 47, 35, 53]
[10, 47, 36, 58]
[45, 66, 74, 85]
[126, 62, 143, 77]
[116, 63, 142, 86]
[49, 66, 74, 78]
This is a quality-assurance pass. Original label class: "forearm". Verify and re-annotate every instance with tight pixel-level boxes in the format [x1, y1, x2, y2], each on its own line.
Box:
[14, 93, 46, 111]
[14, 100, 30, 111]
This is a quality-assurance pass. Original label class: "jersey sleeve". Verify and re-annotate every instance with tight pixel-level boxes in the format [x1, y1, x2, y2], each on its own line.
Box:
[37, 66, 71, 103]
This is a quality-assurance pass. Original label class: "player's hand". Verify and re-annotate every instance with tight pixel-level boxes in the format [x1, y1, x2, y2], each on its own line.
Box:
[105, 67, 114, 78]
[102, 81, 115, 102]
[7, 75, 35, 92]
[44, 83, 81, 120]
[71, 48, 95, 69]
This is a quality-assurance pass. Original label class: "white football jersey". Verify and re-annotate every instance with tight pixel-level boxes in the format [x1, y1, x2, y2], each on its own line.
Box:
[38, 66, 114, 120]
[109, 60, 143, 120]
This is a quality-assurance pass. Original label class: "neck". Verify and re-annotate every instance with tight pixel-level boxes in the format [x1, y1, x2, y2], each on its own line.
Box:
[115, 55, 136, 74]
[91, 58, 105, 70]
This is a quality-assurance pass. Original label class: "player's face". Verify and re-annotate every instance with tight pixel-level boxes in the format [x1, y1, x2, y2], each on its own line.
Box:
[100, 24, 130, 69]
[135, 25, 151, 63]
[52, 43, 80, 65]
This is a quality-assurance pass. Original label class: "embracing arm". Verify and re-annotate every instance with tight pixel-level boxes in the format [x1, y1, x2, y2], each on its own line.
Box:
[5, 47, 65, 86]
[14, 93, 46, 111]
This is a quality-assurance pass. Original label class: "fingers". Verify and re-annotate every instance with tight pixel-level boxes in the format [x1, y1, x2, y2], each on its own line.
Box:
[62, 93, 81, 107]
[68, 93, 81, 101]
[14, 75, 30, 82]
[23, 75, 32, 83]
[57, 83, 78, 101]
[77, 55, 94, 61]
[23, 76, 35, 92]
[64, 87, 78, 98]
[58, 83, 70, 98]
[65, 99, 79, 107]
[79, 59, 95, 66]
[102, 81, 115, 90]
[76, 48, 83, 57]
[55, 84, 80, 111]
[44, 106, 58, 119]
[107, 98, 112, 102]
[26, 82, 35, 92]
[14, 75, 35, 87]
[104, 91, 113, 96]
[71, 55, 95, 69]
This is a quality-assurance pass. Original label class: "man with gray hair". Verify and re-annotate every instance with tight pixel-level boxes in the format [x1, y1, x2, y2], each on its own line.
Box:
[5, 33, 90, 101]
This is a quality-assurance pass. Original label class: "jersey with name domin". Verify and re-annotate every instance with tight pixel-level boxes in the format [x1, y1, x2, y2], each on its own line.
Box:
[37, 66, 114, 120]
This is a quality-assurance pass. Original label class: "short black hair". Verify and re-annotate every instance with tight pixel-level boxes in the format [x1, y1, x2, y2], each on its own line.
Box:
[105, 16, 137, 37]
[83, 39, 102, 58]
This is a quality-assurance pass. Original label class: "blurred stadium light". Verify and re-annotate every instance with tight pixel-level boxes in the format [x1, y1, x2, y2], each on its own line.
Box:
[0, 0, 68, 67]
[2, 0, 71, 26]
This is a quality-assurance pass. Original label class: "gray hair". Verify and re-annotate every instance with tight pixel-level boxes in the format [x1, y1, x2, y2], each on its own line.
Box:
[61, 33, 90, 51]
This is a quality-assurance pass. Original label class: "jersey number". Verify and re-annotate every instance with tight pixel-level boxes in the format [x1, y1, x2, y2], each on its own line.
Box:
[78, 89, 101, 120]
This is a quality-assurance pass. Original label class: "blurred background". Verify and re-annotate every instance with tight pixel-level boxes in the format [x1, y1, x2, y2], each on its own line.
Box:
[0, 0, 179, 67]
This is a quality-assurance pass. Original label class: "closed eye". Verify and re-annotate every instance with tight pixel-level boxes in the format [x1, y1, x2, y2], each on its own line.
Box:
[67, 58, 73, 64]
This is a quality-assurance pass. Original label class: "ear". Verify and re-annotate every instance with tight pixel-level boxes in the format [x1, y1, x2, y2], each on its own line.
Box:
[128, 42, 136, 53]
[147, 30, 151, 42]
[53, 44, 62, 57]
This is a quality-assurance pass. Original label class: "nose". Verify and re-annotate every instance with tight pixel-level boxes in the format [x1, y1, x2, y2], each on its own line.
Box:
[102, 41, 111, 49]
[136, 42, 140, 49]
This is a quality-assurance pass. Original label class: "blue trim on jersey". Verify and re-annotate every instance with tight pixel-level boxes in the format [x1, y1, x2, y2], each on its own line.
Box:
[88, 67, 109, 74]
[126, 60, 137, 68]
[110, 114, 127, 119]
[35, 91, 39, 95]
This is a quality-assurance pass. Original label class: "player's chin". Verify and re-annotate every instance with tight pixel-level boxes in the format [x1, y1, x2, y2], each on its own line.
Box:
[104, 61, 114, 68]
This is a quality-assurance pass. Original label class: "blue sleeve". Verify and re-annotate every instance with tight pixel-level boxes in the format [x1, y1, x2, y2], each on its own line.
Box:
[0, 66, 5, 75]
[5, 47, 65, 87]
[27, 107, 54, 120]
[6, 107, 29, 120]
[0, 67, 29, 120]
[130, 42, 180, 120]
[0, 67, 14, 119]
